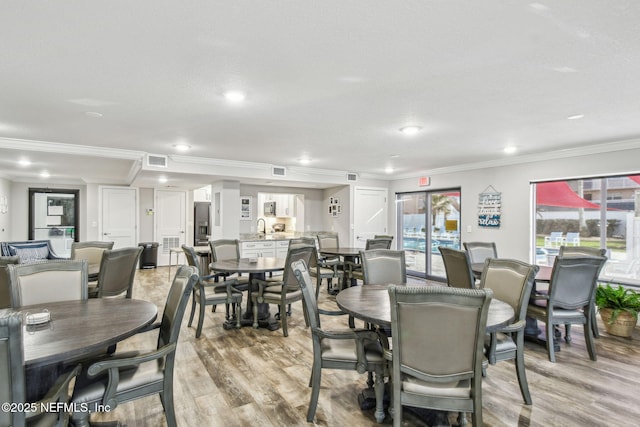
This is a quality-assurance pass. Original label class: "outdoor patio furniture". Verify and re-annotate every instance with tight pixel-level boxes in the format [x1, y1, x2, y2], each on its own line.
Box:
[544, 232, 564, 248]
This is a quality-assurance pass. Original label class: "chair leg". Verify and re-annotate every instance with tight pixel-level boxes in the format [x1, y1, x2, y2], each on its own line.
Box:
[196, 302, 205, 338]
[234, 303, 241, 329]
[584, 316, 598, 361]
[546, 320, 556, 362]
[515, 331, 532, 405]
[565, 323, 572, 343]
[373, 367, 385, 423]
[252, 299, 259, 329]
[307, 364, 322, 422]
[162, 385, 178, 427]
[281, 303, 289, 337]
[348, 315, 355, 329]
[591, 301, 600, 338]
[224, 303, 230, 321]
[188, 292, 196, 327]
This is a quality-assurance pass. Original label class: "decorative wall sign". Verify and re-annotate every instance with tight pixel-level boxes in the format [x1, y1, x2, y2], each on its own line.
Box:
[240, 197, 252, 220]
[478, 185, 501, 228]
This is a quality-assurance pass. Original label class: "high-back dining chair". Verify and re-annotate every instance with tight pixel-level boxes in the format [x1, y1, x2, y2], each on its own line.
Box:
[182, 245, 242, 336]
[558, 245, 607, 338]
[527, 256, 607, 362]
[387, 285, 493, 427]
[252, 245, 317, 336]
[463, 241, 498, 265]
[0, 312, 82, 427]
[209, 239, 249, 290]
[0, 256, 19, 308]
[71, 241, 115, 282]
[348, 238, 395, 285]
[7, 260, 88, 307]
[438, 247, 475, 289]
[89, 246, 142, 298]
[292, 259, 388, 423]
[71, 265, 199, 427]
[480, 258, 538, 404]
[316, 233, 343, 293]
[361, 249, 406, 286]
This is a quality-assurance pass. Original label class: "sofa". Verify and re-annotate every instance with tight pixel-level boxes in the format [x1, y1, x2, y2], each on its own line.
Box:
[0, 240, 64, 263]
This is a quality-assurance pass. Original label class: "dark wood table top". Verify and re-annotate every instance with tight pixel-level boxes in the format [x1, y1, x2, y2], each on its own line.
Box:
[471, 263, 552, 282]
[17, 298, 158, 368]
[336, 284, 514, 332]
[209, 257, 285, 274]
[319, 247, 363, 257]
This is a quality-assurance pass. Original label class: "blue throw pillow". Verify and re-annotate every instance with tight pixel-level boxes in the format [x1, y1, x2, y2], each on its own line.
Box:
[8, 243, 50, 263]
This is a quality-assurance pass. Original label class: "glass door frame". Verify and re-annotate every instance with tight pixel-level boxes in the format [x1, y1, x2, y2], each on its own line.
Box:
[28, 188, 80, 242]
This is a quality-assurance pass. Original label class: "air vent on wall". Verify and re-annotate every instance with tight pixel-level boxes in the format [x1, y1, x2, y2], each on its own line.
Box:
[271, 166, 287, 177]
[347, 172, 358, 182]
[146, 154, 168, 168]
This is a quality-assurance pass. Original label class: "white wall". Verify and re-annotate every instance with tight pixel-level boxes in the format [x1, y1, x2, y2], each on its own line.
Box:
[0, 178, 10, 241]
[323, 185, 351, 245]
[389, 148, 640, 263]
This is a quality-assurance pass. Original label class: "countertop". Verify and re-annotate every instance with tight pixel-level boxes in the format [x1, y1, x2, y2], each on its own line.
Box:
[239, 231, 333, 242]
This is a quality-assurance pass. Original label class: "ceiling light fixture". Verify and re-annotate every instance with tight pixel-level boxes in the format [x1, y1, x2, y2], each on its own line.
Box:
[40, 171, 50, 178]
[173, 143, 191, 152]
[299, 158, 311, 165]
[158, 176, 168, 183]
[84, 111, 103, 118]
[504, 146, 517, 154]
[385, 167, 394, 174]
[18, 159, 31, 167]
[399, 126, 422, 136]
[567, 114, 585, 120]
[223, 91, 246, 103]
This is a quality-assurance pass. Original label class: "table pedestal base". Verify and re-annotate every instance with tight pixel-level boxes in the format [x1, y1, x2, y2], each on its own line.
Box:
[223, 302, 279, 330]
[524, 318, 561, 352]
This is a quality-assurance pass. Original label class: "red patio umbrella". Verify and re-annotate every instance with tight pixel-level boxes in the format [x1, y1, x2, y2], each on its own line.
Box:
[536, 181, 601, 209]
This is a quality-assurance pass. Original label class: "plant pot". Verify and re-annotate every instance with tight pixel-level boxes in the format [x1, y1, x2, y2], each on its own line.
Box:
[599, 308, 637, 338]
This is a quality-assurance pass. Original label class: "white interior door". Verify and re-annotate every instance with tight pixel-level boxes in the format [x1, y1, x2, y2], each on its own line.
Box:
[353, 187, 388, 249]
[155, 190, 186, 266]
[100, 186, 138, 249]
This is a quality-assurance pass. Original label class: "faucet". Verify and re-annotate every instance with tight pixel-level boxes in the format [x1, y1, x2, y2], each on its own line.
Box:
[256, 218, 266, 234]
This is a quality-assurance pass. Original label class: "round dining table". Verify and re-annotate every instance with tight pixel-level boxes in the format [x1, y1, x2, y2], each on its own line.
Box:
[208, 257, 285, 330]
[10, 298, 157, 401]
[336, 284, 514, 332]
[319, 247, 363, 288]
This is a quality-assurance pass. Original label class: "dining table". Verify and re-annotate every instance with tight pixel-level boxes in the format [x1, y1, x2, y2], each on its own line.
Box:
[208, 257, 285, 330]
[11, 298, 158, 400]
[319, 246, 363, 289]
[335, 283, 514, 422]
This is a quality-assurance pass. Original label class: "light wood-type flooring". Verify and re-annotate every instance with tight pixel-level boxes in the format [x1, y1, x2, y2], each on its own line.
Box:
[90, 267, 640, 426]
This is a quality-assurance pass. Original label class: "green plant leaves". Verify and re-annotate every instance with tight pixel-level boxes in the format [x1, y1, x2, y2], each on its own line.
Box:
[596, 284, 640, 323]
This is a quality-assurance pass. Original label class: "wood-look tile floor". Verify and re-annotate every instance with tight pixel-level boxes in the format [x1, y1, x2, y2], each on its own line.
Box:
[91, 267, 640, 426]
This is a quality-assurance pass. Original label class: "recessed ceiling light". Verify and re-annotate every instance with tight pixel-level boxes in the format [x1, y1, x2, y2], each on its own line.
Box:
[158, 176, 168, 183]
[504, 146, 517, 154]
[173, 143, 191, 152]
[399, 126, 422, 136]
[567, 114, 585, 120]
[390, 154, 400, 158]
[85, 111, 103, 118]
[299, 158, 311, 165]
[18, 159, 31, 167]
[223, 91, 246, 103]
[40, 170, 50, 178]
[385, 167, 394, 174]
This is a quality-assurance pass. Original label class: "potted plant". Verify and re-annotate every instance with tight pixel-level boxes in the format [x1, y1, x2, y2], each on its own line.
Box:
[595, 284, 640, 338]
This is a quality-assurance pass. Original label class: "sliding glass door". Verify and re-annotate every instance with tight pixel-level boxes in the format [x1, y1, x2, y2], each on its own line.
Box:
[397, 189, 461, 279]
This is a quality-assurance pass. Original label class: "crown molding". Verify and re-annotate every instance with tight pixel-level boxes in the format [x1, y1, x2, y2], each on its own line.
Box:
[0, 137, 145, 160]
[390, 138, 640, 180]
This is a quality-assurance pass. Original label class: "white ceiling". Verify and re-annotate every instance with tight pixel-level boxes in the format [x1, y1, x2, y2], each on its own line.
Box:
[1, 1, 640, 189]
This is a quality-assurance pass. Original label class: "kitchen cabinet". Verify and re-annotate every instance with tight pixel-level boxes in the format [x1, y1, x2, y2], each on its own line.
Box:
[275, 240, 290, 258]
[275, 194, 295, 217]
[241, 241, 276, 258]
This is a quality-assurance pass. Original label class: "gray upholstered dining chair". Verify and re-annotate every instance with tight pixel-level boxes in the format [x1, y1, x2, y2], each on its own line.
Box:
[463, 241, 498, 265]
[479, 258, 538, 405]
[89, 246, 142, 299]
[527, 256, 607, 362]
[288, 238, 338, 299]
[292, 259, 388, 423]
[316, 233, 344, 293]
[386, 285, 493, 427]
[0, 256, 19, 308]
[70, 241, 115, 282]
[182, 244, 242, 336]
[70, 265, 198, 427]
[1, 312, 82, 427]
[348, 237, 394, 285]
[558, 245, 607, 338]
[252, 245, 316, 336]
[362, 249, 406, 286]
[209, 239, 249, 290]
[438, 246, 476, 288]
[7, 260, 88, 307]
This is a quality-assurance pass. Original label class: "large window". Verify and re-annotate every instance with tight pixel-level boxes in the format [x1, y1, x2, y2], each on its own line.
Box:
[534, 175, 640, 286]
[397, 189, 461, 280]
